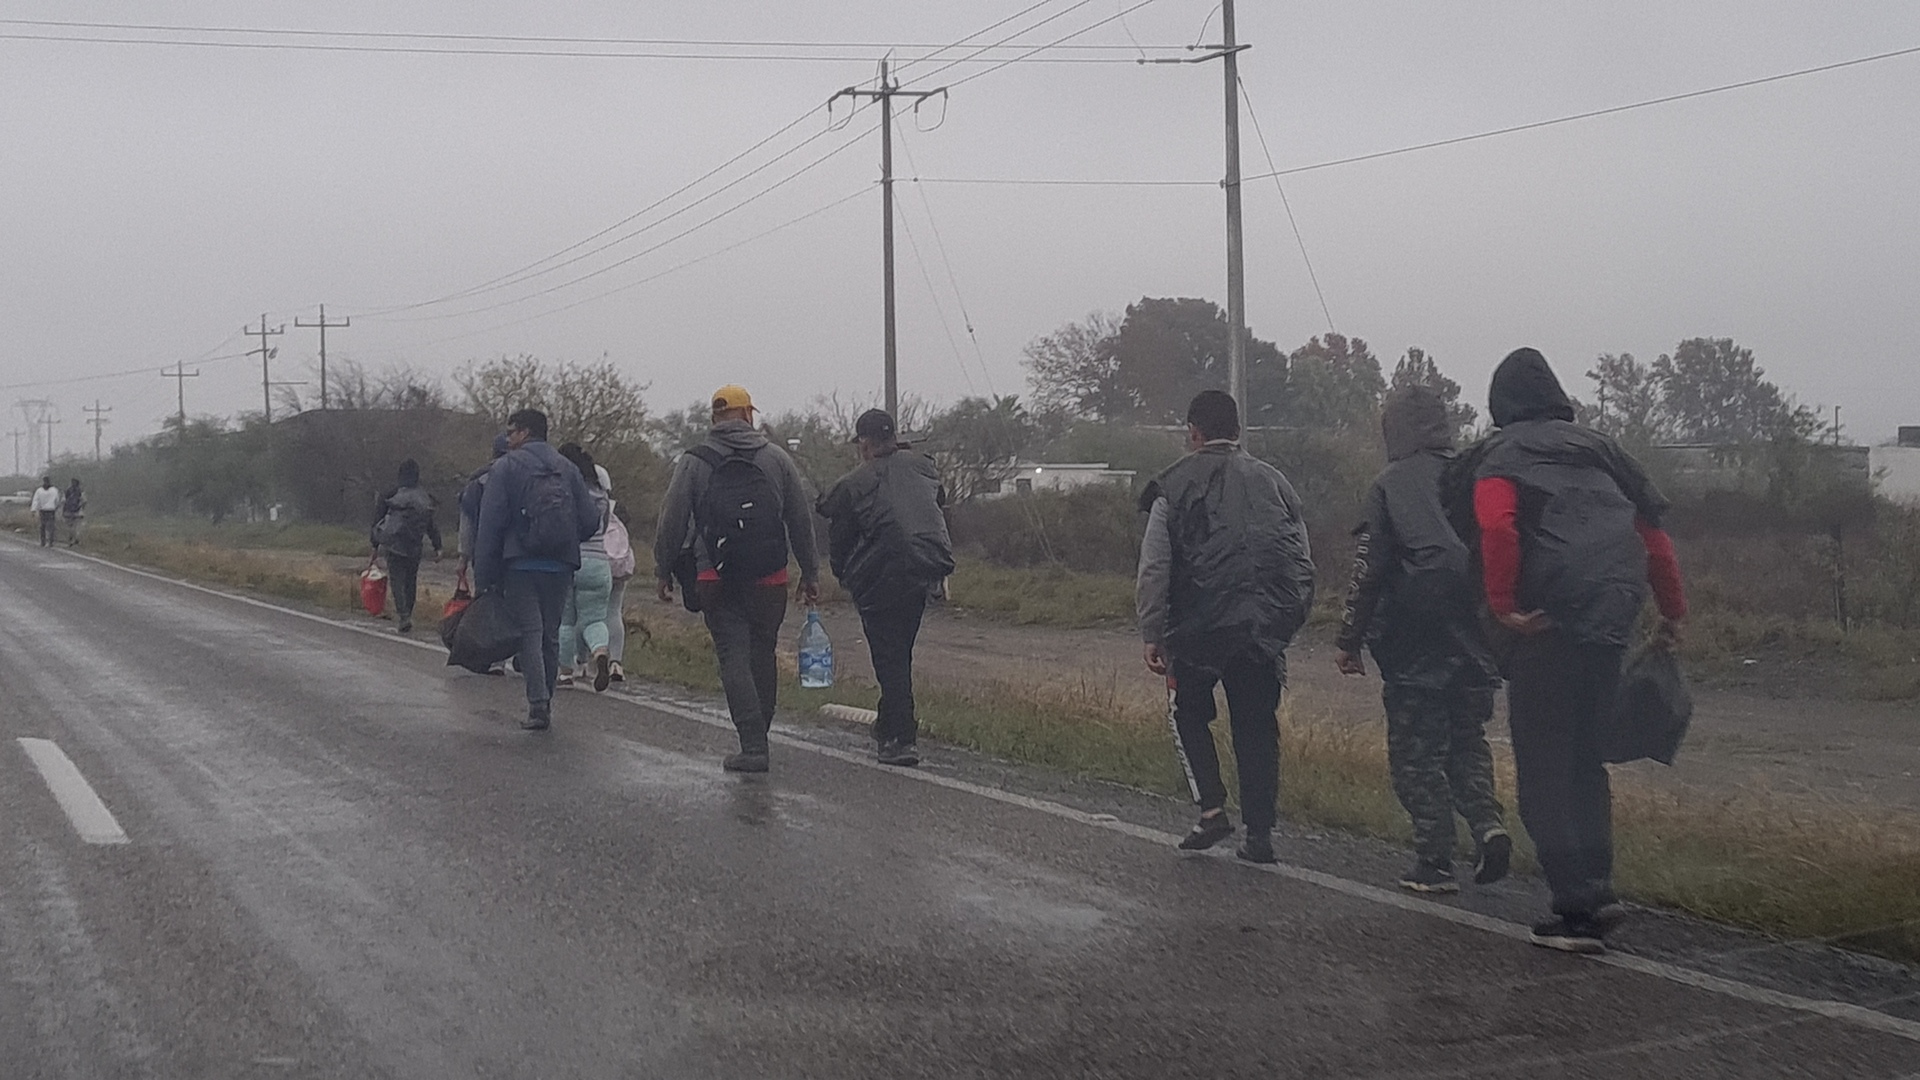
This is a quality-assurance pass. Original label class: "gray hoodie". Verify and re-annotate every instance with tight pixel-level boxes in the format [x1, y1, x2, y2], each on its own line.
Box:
[651, 419, 819, 584]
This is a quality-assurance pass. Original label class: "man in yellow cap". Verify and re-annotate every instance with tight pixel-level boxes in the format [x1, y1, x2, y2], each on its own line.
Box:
[652, 384, 820, 772]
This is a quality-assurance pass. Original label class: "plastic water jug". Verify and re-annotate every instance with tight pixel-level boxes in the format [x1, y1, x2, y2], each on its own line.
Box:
[798, 608, 834, 688]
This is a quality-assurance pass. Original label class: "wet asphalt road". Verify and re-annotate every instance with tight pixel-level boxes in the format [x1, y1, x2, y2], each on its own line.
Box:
[1, 538, 1918, 1079]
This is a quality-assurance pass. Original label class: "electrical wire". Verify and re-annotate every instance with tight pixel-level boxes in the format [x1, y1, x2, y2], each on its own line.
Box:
[911, 177, 1213, 186]
[899, 0, 1102, 88]
[1243, 42, 1920, 182]
[893, 201, 979, 397]
[0, 349, 250, 391]
[890, 0, 1069, 79]
[895, 124, 997, 395]
[1237, 75, 1336, 335]
[936, 0, 1168, 92]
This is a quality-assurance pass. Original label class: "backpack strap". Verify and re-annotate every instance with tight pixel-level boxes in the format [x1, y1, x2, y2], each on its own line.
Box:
[685, 445, 725, 470]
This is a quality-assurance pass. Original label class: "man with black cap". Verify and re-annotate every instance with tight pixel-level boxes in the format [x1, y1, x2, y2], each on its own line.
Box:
[817, 409, 954, 766]
[370, 458, 442, 635]
[1461, 348, 1687, 953]
[1136, 390, 1316, 864]
[1336, 384, 1510, 895]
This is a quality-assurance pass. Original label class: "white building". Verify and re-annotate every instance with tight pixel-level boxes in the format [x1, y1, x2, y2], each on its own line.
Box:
[1872, 427, 1920, 507]
[982, 462, 1136, 498]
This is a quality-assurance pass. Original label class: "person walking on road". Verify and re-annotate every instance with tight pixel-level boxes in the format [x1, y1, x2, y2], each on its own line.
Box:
[29, 477, 59, 547]
[1461, 348, 1687, 954]
[817, 409, 955, 767]
[602, 499, 636, 684]
[474, 409, 602, 731]
[652, 384, 819, 773]
[1335, 385, 1511, 895]
[1137, 390, 1316, 865]
[370, 459, 443, 635]
[555, 443, 615, 693]
[459, 434, 511, 575]
[60, 478, 86, 546]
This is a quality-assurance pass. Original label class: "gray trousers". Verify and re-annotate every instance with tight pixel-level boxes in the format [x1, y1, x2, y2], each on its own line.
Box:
[504, 567, 573, 710]
[698, 581, 789, 753]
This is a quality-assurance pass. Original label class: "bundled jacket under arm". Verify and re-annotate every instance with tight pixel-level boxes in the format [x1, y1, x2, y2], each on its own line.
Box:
[818, 450, 954, 611]
[471, 439, 601, 593]
[649, 419, 819, 584]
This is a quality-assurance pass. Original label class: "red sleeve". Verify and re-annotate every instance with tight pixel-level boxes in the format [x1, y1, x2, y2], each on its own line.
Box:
[1473, 477, 1521, 616]
[1635, 519, 1688, 620]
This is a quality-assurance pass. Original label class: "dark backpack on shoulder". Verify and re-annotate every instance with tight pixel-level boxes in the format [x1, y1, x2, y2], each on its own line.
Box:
[687, 445, 789, 581]
[518, 462, 578, 559]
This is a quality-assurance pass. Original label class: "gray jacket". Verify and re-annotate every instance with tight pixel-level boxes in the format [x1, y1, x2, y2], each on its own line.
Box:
[472, 439, 602, 593]
[651, 419, 820, 584]
[817, 449, 953, 611]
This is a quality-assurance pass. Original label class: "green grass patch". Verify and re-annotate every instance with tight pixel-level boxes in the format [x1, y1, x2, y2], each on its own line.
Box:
[943, 559, 1135, 627]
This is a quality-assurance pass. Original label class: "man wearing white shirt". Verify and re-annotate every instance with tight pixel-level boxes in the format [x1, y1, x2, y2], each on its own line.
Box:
[28, 477, 60, 547]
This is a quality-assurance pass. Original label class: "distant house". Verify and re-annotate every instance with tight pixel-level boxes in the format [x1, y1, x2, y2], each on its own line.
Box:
[980, 462, 1136, 499]
[1872, 427, 1920, 507]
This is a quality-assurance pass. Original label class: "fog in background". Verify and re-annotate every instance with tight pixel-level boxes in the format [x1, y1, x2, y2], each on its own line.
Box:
[3, 0, 1916, 459]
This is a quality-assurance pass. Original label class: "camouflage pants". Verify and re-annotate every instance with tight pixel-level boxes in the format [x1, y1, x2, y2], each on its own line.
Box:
[1382, 681, 1504, 866]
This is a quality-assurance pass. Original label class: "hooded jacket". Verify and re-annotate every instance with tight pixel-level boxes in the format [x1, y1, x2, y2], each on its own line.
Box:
[471, 438, 603, 593]
[817, 448, 954, 612]
[650, 419, 819, 586]
[1135, 443, 1316, 674]
[1336, 385, 1495, 687]
[1463, 349, 1686, 648]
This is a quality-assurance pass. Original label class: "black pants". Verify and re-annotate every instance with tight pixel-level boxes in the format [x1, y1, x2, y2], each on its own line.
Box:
[1506, 634, 1624, 917]
[386, 553, 421, 621]
[38, 511, 56, 546]
[1169, 652, 1284, 833]
[860, 591, 929, 747]
[698, 581, 789, 754]
[504, 567, 572, 709]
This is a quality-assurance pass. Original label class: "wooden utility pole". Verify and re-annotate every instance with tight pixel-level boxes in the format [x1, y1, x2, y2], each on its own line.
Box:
[1220, 0, 1248, 418]
[160, 361, 200, 434]
[246, 314, 286, 422]
[830, 61, 945, 418]
[83, 400, 111, 461]
[295, 304, 350, 410]
[7, 429, 23, 477]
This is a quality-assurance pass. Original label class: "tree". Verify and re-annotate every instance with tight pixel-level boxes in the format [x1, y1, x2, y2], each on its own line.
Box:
[1649, 338, 1820, 445]
[1279, 333, 1384, 431]
[1389, 347, 1477, 434]
[925, 394, 1036, 502]
[1022, 312, 1133, 420]
[456, 355, 650, 450]
[1584, 353, 1665, 446]
[1108, 297, 1284, 422]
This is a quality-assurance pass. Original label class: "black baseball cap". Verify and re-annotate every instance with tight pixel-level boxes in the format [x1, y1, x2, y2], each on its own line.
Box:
[852, 408, 896, 443]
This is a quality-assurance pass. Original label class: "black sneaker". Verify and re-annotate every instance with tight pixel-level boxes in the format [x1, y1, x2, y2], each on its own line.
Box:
[1236, 830, 1277, 864]
[1398, 861, 1460, 894]
[723, 751, 770, 773]
[1474, 827, 1513, 885]
[1529, 915, 1607, 954]
[397, 618, 413, 635]
[1177, 812, 1235, 851]
[521, 704, 551, 731]
[592, 653, 611, 693]
[877, 741, 921, 767]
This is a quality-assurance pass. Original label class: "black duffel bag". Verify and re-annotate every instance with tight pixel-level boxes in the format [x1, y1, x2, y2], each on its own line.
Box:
[1603, 645, 1693, 765]
[445, 589, 520, 674]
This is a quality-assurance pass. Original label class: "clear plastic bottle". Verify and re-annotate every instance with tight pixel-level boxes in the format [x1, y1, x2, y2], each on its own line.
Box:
[798, 608, 834, 688]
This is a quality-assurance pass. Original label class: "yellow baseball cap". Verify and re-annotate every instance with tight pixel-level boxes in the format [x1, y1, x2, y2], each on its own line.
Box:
[711, 384, 755, 414]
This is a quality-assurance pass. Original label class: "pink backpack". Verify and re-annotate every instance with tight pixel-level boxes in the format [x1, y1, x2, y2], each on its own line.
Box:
[604, 502, 636, 578]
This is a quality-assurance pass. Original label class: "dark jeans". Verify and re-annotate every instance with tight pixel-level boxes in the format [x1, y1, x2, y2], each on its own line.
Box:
[1169, 651, 1285, 833]
[386, 553, 421, 621]
[38, 511, 56, 546]
[860, 591, 929, 747]
[1506, 633, 1625, 917]
[698, 581, 789, 754]
[504, 567, 573, 710]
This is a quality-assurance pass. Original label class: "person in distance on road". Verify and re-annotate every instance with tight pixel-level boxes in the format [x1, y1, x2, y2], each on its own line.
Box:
[370, 458, 443, 635]
[1335, 384, 1511, 895]
[29, 476, 59, 547]
[816, 408, 955, 767]
[652, 384, 819, 774]
[1136, 390, 1316, 865]
[1457, 348, 1687, 954]
[61, 477, 86, 546]
[474, 408, 602, 731]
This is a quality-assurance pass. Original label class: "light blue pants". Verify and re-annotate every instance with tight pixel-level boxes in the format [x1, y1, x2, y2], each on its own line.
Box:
[561, 556, 613, 670]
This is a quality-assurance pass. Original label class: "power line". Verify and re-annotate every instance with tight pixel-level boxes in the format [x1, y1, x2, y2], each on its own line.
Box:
[907, 0, 1167, 91]
[1237, 75, 1335, 335]
[1244, 42, 1920, 182]
[911, 176, 1213, 186]
[0, 349, 249, 391]
[895, 124, 997, 395]
[892, 179, 978, 397]
[898, 0, 1101, 87]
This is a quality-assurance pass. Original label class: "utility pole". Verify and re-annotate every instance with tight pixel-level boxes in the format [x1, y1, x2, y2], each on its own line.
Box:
[1220, 0, 1248, 419]
[41, 412, 60, 472]
[246, 314, 286, 423]
[83, 400, 111, 461]
[294, 304, 349, 410]
[15, 400, 51, 474]
[161, 361, 200, 435]
[830, 61, 944, 418]
[7, 429, 23, 477]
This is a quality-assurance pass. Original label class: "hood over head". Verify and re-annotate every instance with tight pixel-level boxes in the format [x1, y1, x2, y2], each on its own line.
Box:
[1489, 348, 1576, 427]
[397, 459, 421, 487]
[1380, 384, 1454, 461]
[708, 417, 770, 453]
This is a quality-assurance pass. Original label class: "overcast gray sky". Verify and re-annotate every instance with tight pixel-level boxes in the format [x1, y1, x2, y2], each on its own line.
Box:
[3, 0, 1917, 463]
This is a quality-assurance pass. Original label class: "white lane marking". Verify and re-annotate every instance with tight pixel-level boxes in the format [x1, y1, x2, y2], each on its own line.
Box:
[17, 738, 130, 845]
[16, 536, 1920, 1044]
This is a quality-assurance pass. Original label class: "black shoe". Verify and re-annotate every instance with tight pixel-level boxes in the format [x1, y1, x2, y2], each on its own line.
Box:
[1474, 827, 1513, 885]
[723, 751, 769, 773]
[521, 704, 551, 731]
[592, 653, 611, 693]
[1530, 915, 1607, 954]
[877, 741, 921, 767]
[1399, 861, 1460, 894]
[1177, 812, 1235, 851]
[397, 619, 413, 635]
[1236, 830, 1277, 864]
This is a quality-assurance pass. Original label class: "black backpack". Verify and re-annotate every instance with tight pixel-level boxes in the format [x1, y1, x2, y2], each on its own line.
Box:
[517, 462, 579, 559]
[687, 445, 789, 581]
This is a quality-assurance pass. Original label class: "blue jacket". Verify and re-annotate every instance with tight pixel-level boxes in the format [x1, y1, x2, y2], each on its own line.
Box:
[472, 438, 601, 593]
